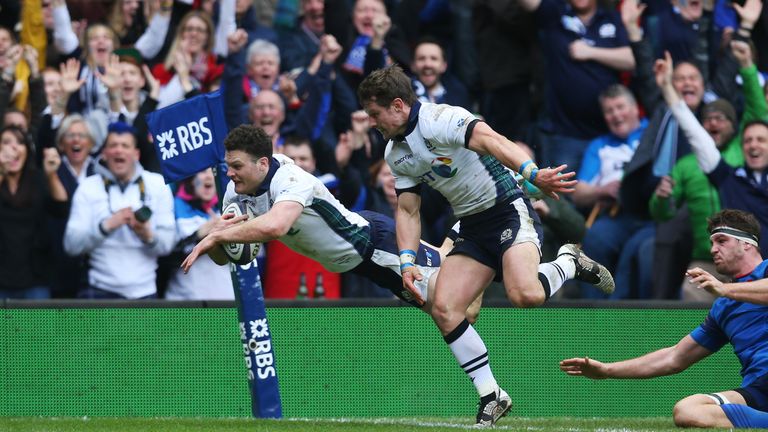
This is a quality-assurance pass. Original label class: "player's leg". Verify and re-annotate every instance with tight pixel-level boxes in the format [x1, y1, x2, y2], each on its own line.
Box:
[701, 383, 768, 428]
[502, 242, 549, 306]
[431, 256, 509, 427]
[423, 267, 484, 323]
[500, 197, 580, 304]
[673, 391, 746, 428]
[431, 254, 494, 334]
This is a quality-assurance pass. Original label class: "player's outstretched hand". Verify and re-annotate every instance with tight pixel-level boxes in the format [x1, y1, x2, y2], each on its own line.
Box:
[560, 357, 608, 379]
[534, 165, 577, 199]
[401, 266, 425, 306]
[209, 212, 248, 234]
[686, 267, 725, 297]
[181, 234, 218, 274]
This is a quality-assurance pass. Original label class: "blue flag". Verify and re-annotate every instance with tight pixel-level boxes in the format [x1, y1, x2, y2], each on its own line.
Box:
[145, 90, 228, 183]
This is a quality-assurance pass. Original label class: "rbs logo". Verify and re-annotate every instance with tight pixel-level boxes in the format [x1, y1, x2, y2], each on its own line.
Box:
[155, 117, 213, 160]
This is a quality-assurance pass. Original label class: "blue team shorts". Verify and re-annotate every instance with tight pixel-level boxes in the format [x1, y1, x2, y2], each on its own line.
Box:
[449, 196, 543, 282]
[735, 374, 768, 411]
[350, 210, 441, 308]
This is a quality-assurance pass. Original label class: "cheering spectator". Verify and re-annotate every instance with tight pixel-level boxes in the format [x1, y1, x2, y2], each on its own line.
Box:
[166, 168, 234, 300]
[63, 123, 175, 299]
[0, 126, 68, 299]
[151, 10, 223, 109]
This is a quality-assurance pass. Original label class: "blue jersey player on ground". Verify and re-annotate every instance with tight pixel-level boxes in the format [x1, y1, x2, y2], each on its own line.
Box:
[358, 66, 616, 427]
[562, 209, 768, 429]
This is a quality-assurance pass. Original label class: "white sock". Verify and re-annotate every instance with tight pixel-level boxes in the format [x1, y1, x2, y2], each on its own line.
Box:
[538, 255, 576, 298]
[444, 319, 497, 397]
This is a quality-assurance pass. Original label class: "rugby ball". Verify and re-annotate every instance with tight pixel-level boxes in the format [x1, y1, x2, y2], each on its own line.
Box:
[221, 201, 260, 265]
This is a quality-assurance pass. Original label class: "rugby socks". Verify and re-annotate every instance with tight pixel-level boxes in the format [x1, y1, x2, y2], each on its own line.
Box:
[721, 404, 768, 428]
[538, 256, 576, 299]
[444, 319, 497, 397]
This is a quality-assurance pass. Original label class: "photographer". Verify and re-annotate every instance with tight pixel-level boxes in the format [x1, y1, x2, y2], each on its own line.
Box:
[63, 122, 175, 299]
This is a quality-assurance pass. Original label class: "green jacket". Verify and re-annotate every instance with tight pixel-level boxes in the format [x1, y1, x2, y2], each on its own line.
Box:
[648, 64, 767, 260]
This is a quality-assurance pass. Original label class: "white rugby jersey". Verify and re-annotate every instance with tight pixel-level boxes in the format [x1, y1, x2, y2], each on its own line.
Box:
[223, 154, 371, 272]
[385, 102, 523, 218]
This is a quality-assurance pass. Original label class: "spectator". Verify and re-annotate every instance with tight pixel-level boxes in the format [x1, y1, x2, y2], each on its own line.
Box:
[41, 67, 62, 109]
[243, 39, 282, 101]
[45, 115, 99, 298]
[165, 168, 234, 300]
[108, 0, 147, 47]
[103, 48, 162, 173]
[644, 0, 720, 81]
[54, 114, 98, 194]
[340, 0, 411, 90]
[51, 0, 119, 118]
[224, 30, 339, 163]
[473, 0, 537, 142]
[518, 0, 635, 172]
[277, 0, 327, 72]
[63, 123, 175, 299]
[572, 84, 652, 299]
[151, 10, 223, 109]
[277, 0, 359, 138]
[649, 40, 767, 302]
[410, 38, 471, 110]
[618, 0, 750, 297]
[0, 126, 67, 299]
[656, 50, 768, 257]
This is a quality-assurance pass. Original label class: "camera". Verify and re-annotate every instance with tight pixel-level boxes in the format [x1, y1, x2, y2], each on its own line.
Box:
[134, 206, 153, 223]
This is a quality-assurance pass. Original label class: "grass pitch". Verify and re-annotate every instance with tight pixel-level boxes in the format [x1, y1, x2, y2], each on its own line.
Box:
[0, 417, 737, 431]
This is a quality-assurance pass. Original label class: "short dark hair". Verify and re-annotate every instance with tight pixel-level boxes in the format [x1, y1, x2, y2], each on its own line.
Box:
[106, 121, 138, 148]
[708, 209, 761, 241]
[742, 119, 768, 136]
[283, 134, 311, 151]
[358, 65, 416, 108]
[414, 36, 446, 59]
[598, 84, 637, 107]
[224, 125, 272, 161]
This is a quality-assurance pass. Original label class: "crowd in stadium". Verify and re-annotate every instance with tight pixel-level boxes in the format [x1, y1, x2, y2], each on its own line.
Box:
[0, 0, 766, 301]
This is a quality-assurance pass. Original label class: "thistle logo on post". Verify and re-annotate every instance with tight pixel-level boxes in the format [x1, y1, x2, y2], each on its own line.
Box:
[431, 157, 458, 178]
[155, 117, 214, 160]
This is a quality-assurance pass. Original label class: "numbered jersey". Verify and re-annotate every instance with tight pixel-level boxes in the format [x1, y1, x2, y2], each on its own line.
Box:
[223, 154, 371, 272]
[384, 102, 523, 218]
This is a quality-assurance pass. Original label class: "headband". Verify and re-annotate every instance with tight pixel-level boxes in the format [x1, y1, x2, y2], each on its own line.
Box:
[710, 226, 759, 247]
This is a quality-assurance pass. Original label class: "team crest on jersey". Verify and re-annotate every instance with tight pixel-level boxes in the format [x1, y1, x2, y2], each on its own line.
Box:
[424, 139, 436, 151]
[431, 157, 457, 178]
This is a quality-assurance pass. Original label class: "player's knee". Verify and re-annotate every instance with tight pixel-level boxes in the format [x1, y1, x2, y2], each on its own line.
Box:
[506, 287, 545, 308]
[466, 309, 479, 324]
[430, 302, 460, 329]
[673, 398, 706, 428]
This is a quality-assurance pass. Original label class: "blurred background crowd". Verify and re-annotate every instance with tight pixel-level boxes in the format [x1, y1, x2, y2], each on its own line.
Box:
[0, 0, 766, 302]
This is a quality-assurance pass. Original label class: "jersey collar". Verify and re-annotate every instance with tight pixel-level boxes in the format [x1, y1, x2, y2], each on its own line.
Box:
[394, 100, 421, 142]
[252, 157, 281, 196]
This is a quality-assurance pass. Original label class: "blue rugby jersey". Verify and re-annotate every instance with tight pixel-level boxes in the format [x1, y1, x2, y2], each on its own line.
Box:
[690, 260, 768, 386]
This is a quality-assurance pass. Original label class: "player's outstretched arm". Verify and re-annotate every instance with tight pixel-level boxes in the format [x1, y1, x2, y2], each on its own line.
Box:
[559, 357, 610, 379]
[560, 335, 711, 379]
[467, 122, 577, 199]
[688, 267, 768, 304]
[181, 202, 304, 272]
